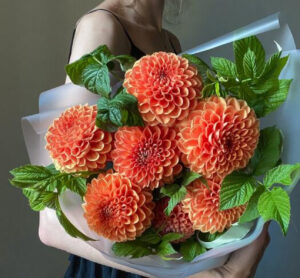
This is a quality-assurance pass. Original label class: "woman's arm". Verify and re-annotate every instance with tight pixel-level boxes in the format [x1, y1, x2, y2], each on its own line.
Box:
[65, 11, 131, 83]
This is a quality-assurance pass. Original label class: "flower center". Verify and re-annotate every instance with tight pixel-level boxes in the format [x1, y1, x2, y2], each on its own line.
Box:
[100, 205, 113, 220]
[134, 139, 160, 167]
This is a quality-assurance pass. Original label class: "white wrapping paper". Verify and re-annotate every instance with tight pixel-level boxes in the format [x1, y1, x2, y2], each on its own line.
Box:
[21, 13, 300, 278]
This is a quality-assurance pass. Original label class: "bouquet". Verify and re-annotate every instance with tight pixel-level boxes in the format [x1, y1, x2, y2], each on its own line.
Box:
[10, 14, 300, 278]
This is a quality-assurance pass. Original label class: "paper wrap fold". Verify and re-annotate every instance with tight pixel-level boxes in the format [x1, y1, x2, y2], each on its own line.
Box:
[21, 13, 300, 278]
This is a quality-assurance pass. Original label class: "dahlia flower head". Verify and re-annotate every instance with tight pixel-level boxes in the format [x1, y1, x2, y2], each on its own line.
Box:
[124, 52, 203, 127]
[182, 178, 246, 234]
[45, 105, 112, 173]
[83, 172, 155, 242]
[111, 125, 182, 190]
[153, 197, 194, 243]
[178, 96, 259, 179]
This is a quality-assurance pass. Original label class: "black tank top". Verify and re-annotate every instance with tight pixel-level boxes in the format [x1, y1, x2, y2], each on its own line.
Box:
[68, 8, 177, 62]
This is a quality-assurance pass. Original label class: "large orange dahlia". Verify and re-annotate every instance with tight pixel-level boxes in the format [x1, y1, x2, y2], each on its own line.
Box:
[153, 197, 194, 243]
[111, 125, 182, 190]
[124, 52, 203, 127]
[46, 105, 112, 173]
[83, 172, 155, 242]
[178, 96, 259, 178]
[182, 179, 246, 234]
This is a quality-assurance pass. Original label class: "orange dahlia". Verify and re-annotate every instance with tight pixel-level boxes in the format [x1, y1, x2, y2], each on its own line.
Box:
[182, 179, 246, 234]
[111, 125, 182, 190]
[153, 197, 194, 242]
[83, 172, 155, 242]
[46, 105, 112, 173]
[124, 52, 203, 127]
[178, 96, 259, 178]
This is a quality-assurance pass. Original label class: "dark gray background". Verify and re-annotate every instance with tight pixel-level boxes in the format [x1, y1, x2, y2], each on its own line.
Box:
[1, 0, 299, 277]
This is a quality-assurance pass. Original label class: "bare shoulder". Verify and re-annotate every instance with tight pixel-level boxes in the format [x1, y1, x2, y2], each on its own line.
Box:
[165, 29, 182, 53]
[69, 10, 131, 63]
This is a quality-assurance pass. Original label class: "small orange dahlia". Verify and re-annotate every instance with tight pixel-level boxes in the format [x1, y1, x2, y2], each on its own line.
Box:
[153, 197, 194, 242]
[124, 52, 203, 127]
[182, 179, 246, 234]
[83, 172, 155, 242]
[46, 105, 112, 173]
[111, 125, 182, 190]
[178, 96, 259, 178]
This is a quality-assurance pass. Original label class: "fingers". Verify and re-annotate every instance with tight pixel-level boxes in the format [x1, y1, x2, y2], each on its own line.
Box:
[218, 222, 271, 278]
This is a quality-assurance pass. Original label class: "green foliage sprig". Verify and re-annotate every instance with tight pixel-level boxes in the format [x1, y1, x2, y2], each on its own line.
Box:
[9, 164, 96, 241]
[66, 45, 144, 132]
[184, 36, 292, 118]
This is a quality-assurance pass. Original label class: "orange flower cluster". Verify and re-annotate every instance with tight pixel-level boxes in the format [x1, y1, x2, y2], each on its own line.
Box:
[182, 179, 246, 234]
[83, 172, 155, 242]
[45, 105, 112, 173]
[111, 125, 182, 190]
[178, 96, 259, 179]
[124, 52, 203, 127]
[45, 52, 261, 243]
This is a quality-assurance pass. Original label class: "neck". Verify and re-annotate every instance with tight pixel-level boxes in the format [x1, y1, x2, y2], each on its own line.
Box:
[110, 0, 165, 31]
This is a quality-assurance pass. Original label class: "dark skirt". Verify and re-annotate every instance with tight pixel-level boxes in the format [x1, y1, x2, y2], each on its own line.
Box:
[64, 255, 143, 278]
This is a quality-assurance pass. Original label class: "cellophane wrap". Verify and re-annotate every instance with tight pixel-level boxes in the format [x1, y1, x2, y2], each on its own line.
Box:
[21, 13, 300, 278]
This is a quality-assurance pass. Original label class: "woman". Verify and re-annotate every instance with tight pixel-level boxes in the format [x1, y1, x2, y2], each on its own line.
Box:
[40, 0, 271, 277]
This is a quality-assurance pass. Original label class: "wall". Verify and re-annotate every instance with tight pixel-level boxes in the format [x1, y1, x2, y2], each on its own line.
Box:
[0, 0, 299, 277]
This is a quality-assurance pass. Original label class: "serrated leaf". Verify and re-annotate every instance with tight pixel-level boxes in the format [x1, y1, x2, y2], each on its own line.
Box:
[56, 198, 95, 241]
[261, 79, 292, 116]
[112, 241, 153, 258]
[113, 55, 136, 71]
[82, 63, 111, 97]
[139, 228, 161, 245]
[181, 171, 201, 187]
[211, 57, 237, 78]
[260, 52, 288, 80]
[264, 164, 300, 188]
[165, 186, 187, 216]
[180, 238, 206, 262]
[22, 189, 46, 211]
[239, 186, 265, 224]
[161, 233, 183, 243]
[248, 126, 283, 176]
[243, 49, 257, 78]
[158, 241, 177, 256]
[63, 175, 87, 197]
[161, 184, 181, 197]
[220, 172, 256, 210]
[182, 54, 210, 82]
[234, 36, 265, 78]
[257, 187, 290, 235]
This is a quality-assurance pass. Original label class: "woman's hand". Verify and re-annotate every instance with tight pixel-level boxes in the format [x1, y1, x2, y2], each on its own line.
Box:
[189, 223, 270, 278]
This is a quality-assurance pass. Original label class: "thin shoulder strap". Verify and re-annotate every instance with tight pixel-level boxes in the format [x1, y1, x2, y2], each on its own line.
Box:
[67, 8, 134, 63]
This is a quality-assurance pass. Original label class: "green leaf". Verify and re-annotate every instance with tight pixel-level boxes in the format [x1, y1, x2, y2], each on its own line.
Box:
[260, 52, 288, 80]
[220, 172, 256, 210]
[239, 186, 265, 224]
[139, 228, 161, 245]
[158, 241, 177, 256]
[264, 164, 300, 188]
[161, 233, 183, 243]
[112, 241, 153, 258]
[234, 36, 265, 77]
[180, 238, 206, 262]
[65, 56, 91, 85]
[96, 89, 144, 132]
[182, 54, 210, 82]
[248, 126, 283, 176]
[55, 198, 95, 241]
[261, 79, 292, 117]
[257, 187, 290, 235]
[160, 184, 181, 198]
[82, 63, 111, 97]
[10, 165, 52, 185]
[202, 83, 215, 97]
[181, 171, 201, 187]
[113, 55, 136, 71]
[165, 186, 187, 216]
[63, 175, 87, 197]
[211, 57, 237, 78]
[23, 189, 46, 211]
[243, 49, 257, 78]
